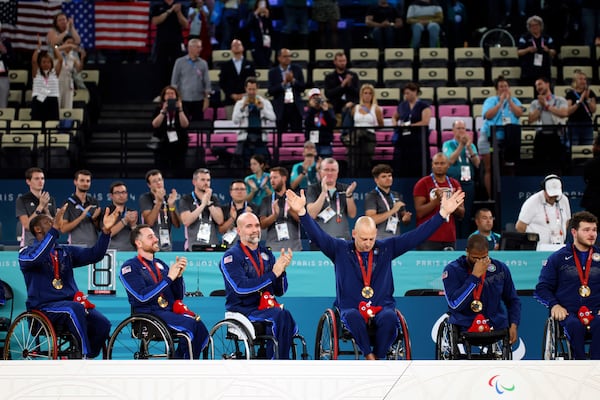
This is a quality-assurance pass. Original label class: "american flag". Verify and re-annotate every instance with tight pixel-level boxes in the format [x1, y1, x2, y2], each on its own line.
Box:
[1, 0, 62, 51]
[94, 1, 150, 50]
[62, 0, 94, 49]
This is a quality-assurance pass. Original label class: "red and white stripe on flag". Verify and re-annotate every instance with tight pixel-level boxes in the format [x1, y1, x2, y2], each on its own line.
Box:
[94, 1, 149, 50]
[6, 0, 63, 51]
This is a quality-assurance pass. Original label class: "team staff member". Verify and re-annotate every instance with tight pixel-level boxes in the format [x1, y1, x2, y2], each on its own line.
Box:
[107, 181, 138, 251]
[219, 212, 297, 359]
[120, 224, 209, 359]
[219, 179, 259, 248]
[19, 205, 118, 358]
[535, 211, 600, 359]
[442, 234, 521, 343]
[61, 169, 101, 247]
[286, 188, 465, 360]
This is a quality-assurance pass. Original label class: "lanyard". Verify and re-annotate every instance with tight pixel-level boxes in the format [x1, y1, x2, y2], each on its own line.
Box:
[375, 186, 395, 212]
[240, 243, 264, 277]
[272, 192, 288, 219]
[50, 249, 61, 281]
[186, 57, 204, 78]
[531, 36, 544, 49]
[430, 174, 452, 191]
[192, 191, 212, 222]
[326, 190, 342, 221]
[572, 90, 593, 119]
[573, 245, 593, 288]
[157, 196, 169, 227]
[543, 202, 563, 236]
[355, 249, 374, 288]
[137, 255, 163, 283]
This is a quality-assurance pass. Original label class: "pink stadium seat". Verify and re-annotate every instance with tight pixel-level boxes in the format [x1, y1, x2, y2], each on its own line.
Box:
[437, 105, 470, 118]
[279, 147, 305, 162]
[381, 106, 397, 118]
[203, 107, 214, 120]
[216, 107, 227, 120]
[375, 130, 394, 143]
[281, 132, 305, 146]
[374, 146, 394, 160]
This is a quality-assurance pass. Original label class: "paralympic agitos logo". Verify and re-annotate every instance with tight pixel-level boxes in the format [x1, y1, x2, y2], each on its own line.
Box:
[488, 375, 516, 395]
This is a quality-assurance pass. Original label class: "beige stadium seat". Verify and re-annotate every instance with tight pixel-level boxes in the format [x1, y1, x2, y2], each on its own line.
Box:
[383, 48, 414, 68]
[560, 46, 592, 66]
[453, 47, 484, 67]
[418, 67, 449, 87]
[491, 66, 521, 86]
[382, 67, 413, 88]
[489, 47, 519, 67]
[353, 68, 378, 86]
[314, 48, 343, 68]
[350, 48, 379, 68]
[469, 86, 495, 105]
[212, 50, 232, 68]
[454, 67, 485, 88]
[436, 87, 468, 105]
[419, 47, 449, 67]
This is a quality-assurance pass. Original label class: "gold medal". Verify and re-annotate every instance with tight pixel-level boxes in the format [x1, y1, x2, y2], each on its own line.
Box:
[579, 285, 591, 297]
[157, 295, 169, 308]
[52, 278, 63, 290]
[471, 300, 483, 312]
[361, 286, 374, 299]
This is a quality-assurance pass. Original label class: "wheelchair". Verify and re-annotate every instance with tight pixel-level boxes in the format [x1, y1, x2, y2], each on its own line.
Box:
[435, 313, 512, 360]
[542, 317, 592, 360]
[209, 311, 308, 360]
[3, 309, 86, 360]
[107, 313, 199, 360]
[314, 307, 412, 360]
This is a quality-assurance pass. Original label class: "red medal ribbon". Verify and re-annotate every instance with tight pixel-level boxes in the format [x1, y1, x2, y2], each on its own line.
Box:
[240, 243, 264, 277]
[573, 245, 593, 288]
[137, 255, 163, 283]
[50, 249, 61, 280]
[355, 249, 374, 288]
[471, 270, 487, 302]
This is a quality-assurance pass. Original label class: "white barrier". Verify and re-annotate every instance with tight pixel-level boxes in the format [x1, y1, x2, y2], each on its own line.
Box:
[1, 360, 599, 399]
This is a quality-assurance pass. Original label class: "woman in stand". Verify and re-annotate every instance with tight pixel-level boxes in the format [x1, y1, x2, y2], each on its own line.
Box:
[151, 85, 189, 173]
[47, 13, 81, 56]
[244, 154, 273, 207]
[246, 0, 273, 68]
[188, 0, 212, 62]
[31, 36, 62, 122]
[350, 83, 384, 175]
[566, 70, 597, 147]
[391, 81, 431, 178]
[57, 35, 85, 109]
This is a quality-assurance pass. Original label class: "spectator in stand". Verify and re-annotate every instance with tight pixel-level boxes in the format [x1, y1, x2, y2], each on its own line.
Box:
[324, 51, 360, 120]
[304, 88, 336, 159]
[219, 39, 256, 119]
[245, 154, 273, 208]
[259, 166, 303, 251]
[406, 0, 444, 49]
[365, 0, 404, 51]
[106, 181, 138, 252]
[188, 0, 212, 62]
[281, 0, 309, 49]
[312, 0, 340, 49]
[218, 0, 241, 50]
[442, 119, 480, 238]
[150, 85, 189, 172]
[364, 164, 412, 239]
[290, 141, 319, 190]
[0, 23, 12, 108]
[219, 179, 259, 248]
[47, 13, 81, 58]
[566, 70, 597, 146]
[31, 37, 61, 122]
[413, 152, 465, 250]
[57, 35, 85, 110]
[139, 169, 182, 252]
[349, 83, 384, 175]
[232, 77, 276, 167]
[581, 0, 600, 46]
[170, 38, 211, 124]
[179, 168, 224, 251]
[582, 137, 600, 223]
[444, 0, 467, 49]
[479, 76, 523, 199]
[60, 170, 101, 247]
[391, 82, 432, 178]
[16, 168, 57, 248]
[268, 48, 306, 136]
[150, 0, 188, 90]
[517, 16, 556, 88]
[469, 208, 501, 251]
[247, 0, 274, 68]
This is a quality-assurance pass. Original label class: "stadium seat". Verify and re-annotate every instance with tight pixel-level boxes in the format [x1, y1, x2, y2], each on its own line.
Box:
[559, 46, 592, 66]
[0, 108, 16, 121]
[382, 67, 413, 88]
[353, 68, 378, 86]
[254, 68, 269, 85]
[472, 105, 484, 119]
[469, 86, 495, 105]
[438, 105, 470, 118]
[453, 47, 484, 67]
[490, 67, 521, 86]
[311, 68, 329, 87]
[350, 48, 379, 68]
[289, 49, 310, 69]
[489, 47, 519, 67]
[79, 70, 100, 86]
[212, 50, 232, 68]
[419, 86, 435, 104]
[7, 90, 22, 108]
[419, 47, 449, 68]
[454, 67, 485, 88]
[8, 70, 29, 91]
[418, 68, 449, 87]
[440, 116, 473, 132]
[314, 49, 343, 68]
[562, 66, 593, 86]
[374, 88, 400, 106]
[436, 87, 468, 105]
[511, 86, 534, 102]
[384, 48, 415, 68]
[281, 132, 305, 147]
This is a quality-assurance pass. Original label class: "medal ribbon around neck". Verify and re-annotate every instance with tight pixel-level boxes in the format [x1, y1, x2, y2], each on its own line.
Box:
[241, 242, 265, 277]
[137, 255, 163, 283]
[471, 269, 487, 303]
[50, 249, 61, 282]
[355, 249, 374, 291]
[573, 245, 593, 290]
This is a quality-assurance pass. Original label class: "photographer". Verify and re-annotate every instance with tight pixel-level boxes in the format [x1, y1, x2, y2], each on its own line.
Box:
[232, 77, 276, 168]
[151, 85, 189, 172]
[304, 88, 336, 158]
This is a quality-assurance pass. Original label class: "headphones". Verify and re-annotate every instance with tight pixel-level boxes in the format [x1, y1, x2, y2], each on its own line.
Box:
[541, 174, 562, 190]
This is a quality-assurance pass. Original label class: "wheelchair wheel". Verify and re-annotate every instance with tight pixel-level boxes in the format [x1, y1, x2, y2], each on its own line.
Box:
[435, 315, 454, 360]
[292, 333, 309, 360]
[388, 310, 412, 360]
[3, 310, 57, 360]
[542, 317, 571, 360]
[209, 319, 254, 360]
[479, 28, 515, 50]
[314, 309, 338, 360]
[107, 314, 175, 360]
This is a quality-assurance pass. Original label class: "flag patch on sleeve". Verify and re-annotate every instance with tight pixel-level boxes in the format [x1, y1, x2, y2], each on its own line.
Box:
[224, 255, 233, 264]
[121, 265, 131, 274]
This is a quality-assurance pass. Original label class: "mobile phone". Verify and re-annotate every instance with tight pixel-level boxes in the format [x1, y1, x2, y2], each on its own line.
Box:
[167, 98, 176, 111]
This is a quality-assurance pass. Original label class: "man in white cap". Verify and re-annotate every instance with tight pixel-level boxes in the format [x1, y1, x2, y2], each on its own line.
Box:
[516, 174, 571, 250]
[304, 87, 336, 158]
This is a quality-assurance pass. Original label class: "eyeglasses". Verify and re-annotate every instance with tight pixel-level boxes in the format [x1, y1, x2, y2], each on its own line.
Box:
[112, 191, 128, 195]
[231, 187, 246, 191]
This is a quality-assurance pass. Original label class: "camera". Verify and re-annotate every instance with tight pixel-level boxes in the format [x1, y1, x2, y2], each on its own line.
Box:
[167, 98, 177, 112]
[315, 97, 324, 105]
